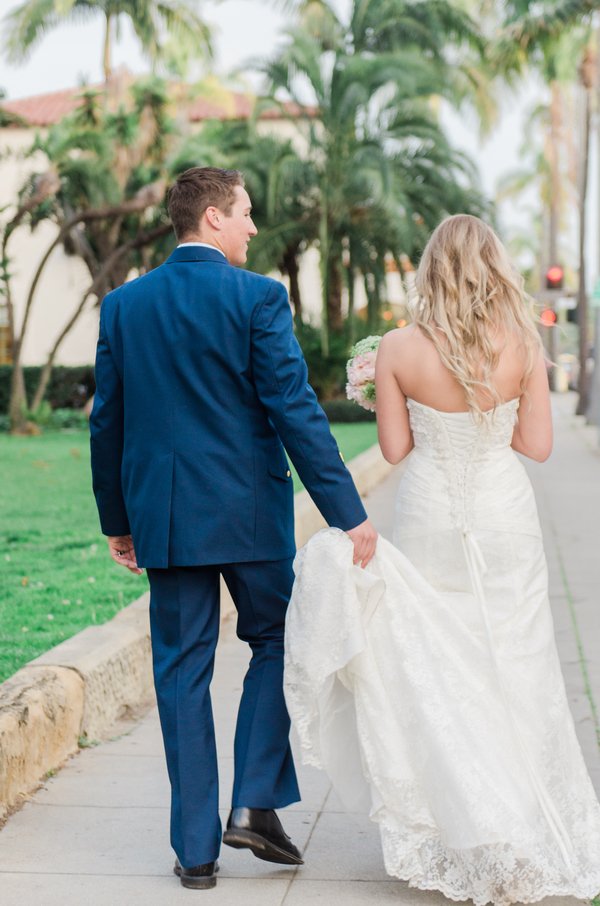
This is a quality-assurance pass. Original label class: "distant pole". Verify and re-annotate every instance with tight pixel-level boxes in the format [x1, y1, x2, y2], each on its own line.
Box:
[588, 277, 600, 426]
[590, 27, 600, 428]
[576, 45, 595, 416]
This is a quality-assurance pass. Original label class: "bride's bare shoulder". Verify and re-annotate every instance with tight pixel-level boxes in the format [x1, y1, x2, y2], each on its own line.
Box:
[381, 324, 420, 347]
[381, 324, 434, 358]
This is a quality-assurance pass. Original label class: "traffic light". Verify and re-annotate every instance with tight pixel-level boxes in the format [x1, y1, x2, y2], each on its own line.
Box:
[540, 308, 557, 326]
[546, 265, 564, 291]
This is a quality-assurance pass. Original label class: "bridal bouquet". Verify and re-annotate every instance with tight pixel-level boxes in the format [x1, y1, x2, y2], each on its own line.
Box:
[345, 335, 381, 412]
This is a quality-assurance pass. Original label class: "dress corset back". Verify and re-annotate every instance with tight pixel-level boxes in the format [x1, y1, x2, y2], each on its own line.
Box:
[399, 397, 540, 539]
[407, 397, 519, 458]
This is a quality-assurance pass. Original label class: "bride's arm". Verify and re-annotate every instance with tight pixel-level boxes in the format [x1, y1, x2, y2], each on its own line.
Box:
[375, 331, 414, 464]
[510, 347, 553, 462]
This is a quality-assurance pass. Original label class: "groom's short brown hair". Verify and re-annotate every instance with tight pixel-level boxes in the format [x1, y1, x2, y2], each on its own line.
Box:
[167, 167, 245, 240]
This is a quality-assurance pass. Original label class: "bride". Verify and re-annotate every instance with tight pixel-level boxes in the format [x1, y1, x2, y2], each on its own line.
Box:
[284, 214, 600, 905]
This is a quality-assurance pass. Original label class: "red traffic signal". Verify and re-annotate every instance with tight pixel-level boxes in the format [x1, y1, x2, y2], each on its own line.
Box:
[540, 308, 557, 326]
[546, 265, 564, 290]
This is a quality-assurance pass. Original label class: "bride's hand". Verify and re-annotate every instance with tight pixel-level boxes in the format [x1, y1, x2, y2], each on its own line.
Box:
[346, 518, 378, 568]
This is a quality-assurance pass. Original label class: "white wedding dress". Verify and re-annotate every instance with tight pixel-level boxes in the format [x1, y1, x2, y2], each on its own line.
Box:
[284, 398, 600, 905]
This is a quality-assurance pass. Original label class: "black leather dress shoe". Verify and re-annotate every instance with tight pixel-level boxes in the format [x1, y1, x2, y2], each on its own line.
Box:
[173, 858, 219, 889]
[222, 807, 304, 865]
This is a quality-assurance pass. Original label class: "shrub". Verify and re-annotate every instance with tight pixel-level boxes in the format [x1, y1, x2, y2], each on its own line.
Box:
[0, 407, 88, 433]
[295, 324, 350, 400]
[0, 366, 95, 414]
[45, 408, 89, 430]
[321, 399, 376, 423]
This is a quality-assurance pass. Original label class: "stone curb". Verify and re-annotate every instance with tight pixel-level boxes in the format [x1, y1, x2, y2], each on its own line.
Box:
[30, 595, 155, 741]
[0, 442, 393, 821]
[0, 666, 84, 822]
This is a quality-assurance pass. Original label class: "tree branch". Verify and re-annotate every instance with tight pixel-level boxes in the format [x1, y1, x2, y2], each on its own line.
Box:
[15, 187, 166, 368]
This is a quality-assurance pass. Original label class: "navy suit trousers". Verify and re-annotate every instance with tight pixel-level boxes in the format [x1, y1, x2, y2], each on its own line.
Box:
[147, 558, 299, 867]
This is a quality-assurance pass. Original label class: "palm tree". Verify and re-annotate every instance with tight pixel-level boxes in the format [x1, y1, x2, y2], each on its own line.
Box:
[496, 86, 579, 277]
[173, 118, 321, 322]
[265, 0, 487, 354]
[3, 0, 212, 82]
[506, 0, 600, 415]
[235, 132, 320, 324]
[500, 0, 596, 414]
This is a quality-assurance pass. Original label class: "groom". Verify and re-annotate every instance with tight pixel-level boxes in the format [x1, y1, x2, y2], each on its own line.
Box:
[90, 166, 377, 889]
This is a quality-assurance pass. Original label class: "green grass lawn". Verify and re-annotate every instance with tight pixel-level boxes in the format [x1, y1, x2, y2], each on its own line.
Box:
[290, 422, 377, 492]
[0, 422, 377, 683]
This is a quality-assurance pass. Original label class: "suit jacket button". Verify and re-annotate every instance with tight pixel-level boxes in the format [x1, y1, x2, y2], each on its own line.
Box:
[286, 470, 291, 477]
[339, 451, 345, 462]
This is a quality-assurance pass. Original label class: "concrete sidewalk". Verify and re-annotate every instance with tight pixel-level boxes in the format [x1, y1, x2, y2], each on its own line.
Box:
[0, 393, 599, 905]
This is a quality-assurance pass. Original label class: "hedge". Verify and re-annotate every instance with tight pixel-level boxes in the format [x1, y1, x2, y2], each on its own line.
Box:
[0, 366, 95, 414]
[0, 368, 373, 423]
[321, 399, 375, 423]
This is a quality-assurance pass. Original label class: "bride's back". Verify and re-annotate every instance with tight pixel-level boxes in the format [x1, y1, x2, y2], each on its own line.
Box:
[392, 324, 526, 413]
[375, 214, 552, 465]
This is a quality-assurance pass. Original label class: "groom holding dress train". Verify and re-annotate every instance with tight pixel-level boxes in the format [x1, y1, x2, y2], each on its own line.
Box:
[89, 166, 377, 889]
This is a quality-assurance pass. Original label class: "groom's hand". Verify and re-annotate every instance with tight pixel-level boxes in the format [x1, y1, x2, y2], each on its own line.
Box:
[347, 518, 378, 568]
[107, 535, 144, 574]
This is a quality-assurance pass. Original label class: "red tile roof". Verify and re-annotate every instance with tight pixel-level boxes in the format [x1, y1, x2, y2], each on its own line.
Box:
[1, 83, 316, 128]
[2, 87, 83, 126]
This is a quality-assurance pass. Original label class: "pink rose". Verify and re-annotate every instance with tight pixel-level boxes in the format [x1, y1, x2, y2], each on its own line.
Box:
[349, 352, 376, 383]
[345, 382, 377, 412]
[346, 382, 364, 403]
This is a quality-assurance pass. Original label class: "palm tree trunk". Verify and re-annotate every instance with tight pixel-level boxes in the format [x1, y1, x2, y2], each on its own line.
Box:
[576, 52, 594, 416]
[282, 249, 302, 325]
[364, 271, 380, 332]
[328, 258, 343, 332]
[548, 82, 562, 267]
[103, 12, 113, 82]
[346, 250, 356, 346]
[546, 85, 561, 390]
[8, 356, 27, 432]
[319, 189, 330, 358]
[1, 260, 16, 356]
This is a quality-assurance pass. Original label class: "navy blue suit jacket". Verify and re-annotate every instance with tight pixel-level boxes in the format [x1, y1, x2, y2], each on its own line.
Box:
[90, 245, 367, 568]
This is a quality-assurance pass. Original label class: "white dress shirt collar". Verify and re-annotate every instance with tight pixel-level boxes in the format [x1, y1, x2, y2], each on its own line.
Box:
[177, 242, 226, 258]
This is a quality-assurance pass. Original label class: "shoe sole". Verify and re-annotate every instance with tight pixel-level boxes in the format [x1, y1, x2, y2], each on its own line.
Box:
[222, 828, 304, 865]
[174, 862, 218, 889]
[180, 876, 217, 890]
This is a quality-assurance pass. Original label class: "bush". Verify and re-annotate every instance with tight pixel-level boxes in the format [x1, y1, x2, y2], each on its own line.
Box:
[0, 407, 88, 433]
[295, 324, 350, 400]
[321, 399, 376, 423]
[0, 366, 95, 414]
[45, 408, 89, 430]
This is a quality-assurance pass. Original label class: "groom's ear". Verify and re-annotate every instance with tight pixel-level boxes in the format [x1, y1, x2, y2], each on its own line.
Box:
[205, 205, 222, 230]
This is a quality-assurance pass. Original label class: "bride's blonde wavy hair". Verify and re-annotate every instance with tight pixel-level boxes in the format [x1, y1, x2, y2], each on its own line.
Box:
[413, 214, 541, 417]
